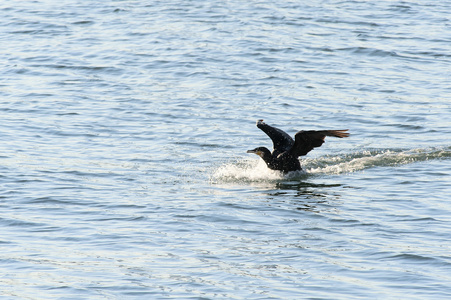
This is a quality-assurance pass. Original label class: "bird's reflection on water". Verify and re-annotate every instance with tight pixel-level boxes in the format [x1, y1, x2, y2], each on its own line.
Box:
[267, 181, 344, 212]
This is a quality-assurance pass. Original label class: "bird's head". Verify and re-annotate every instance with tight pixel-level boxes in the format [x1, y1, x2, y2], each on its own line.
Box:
[246, 147, 270, 158]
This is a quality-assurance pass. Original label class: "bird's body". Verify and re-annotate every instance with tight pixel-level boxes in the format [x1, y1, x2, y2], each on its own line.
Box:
[247, 120, 349, 173]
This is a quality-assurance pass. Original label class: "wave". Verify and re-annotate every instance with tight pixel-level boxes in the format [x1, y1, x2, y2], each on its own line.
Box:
[211, 146, 450, 183]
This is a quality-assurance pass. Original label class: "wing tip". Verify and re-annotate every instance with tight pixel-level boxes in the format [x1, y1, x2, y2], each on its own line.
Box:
[334, 129, 350, 138]
[256, 119, 266, 128]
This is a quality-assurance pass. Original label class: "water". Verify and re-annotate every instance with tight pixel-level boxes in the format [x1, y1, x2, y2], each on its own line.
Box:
[1, 0, 450, 299]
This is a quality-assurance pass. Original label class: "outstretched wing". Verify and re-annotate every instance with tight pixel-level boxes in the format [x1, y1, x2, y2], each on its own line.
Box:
[256, 120, 294, 154]
[290, 130, 349, 157]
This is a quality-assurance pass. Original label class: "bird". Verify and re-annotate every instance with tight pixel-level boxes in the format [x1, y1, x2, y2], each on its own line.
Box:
[247, 120, 349, 173]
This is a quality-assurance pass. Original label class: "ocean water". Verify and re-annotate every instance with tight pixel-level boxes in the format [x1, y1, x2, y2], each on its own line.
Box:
[1, 0, 451, 299]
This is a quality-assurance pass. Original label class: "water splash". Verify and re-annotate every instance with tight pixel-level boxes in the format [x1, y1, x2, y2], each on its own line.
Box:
[210, 158, 286, 183]
[306, 147, 450, 175]
[211, 146, 450, 183]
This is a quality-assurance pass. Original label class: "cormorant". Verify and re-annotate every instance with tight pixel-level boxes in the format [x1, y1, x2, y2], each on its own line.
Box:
[247, 120, 349, 173]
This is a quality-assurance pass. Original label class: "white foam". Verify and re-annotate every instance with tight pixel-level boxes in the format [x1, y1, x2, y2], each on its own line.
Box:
[210, 157, 284, 183]
[305, 147, 450, 175]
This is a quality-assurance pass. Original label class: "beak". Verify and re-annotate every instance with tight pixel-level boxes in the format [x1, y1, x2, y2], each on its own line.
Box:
[247, 149, 256, 153]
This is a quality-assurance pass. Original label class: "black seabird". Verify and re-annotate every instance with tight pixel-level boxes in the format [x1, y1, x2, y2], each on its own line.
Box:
[247, 120, 349, 173]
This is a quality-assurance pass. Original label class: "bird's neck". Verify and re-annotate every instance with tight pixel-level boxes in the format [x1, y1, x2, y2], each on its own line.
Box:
[260, 149, 274, 164]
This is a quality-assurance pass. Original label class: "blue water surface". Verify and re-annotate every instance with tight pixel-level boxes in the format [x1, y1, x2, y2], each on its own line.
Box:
[1, 1, 450, 299]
